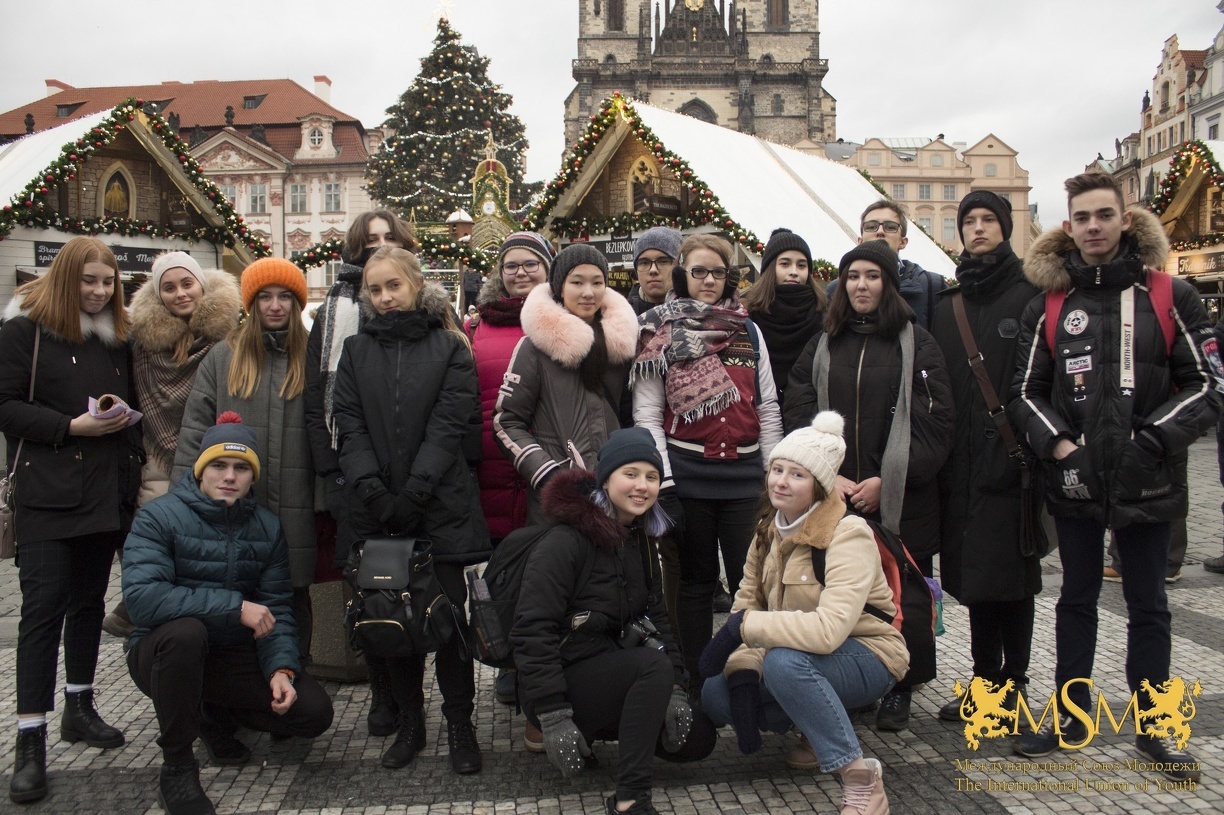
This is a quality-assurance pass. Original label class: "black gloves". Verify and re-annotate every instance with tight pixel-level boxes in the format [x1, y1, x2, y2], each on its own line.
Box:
[360, 482, 427, 535]
[726, 670, 763, 754]
[537, 707, 591, 777]
[698, 610, 744, 678]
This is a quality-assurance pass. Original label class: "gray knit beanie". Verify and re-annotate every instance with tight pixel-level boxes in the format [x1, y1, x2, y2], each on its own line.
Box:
[550, 244, 609, 299]
[633, 227, 683, 264]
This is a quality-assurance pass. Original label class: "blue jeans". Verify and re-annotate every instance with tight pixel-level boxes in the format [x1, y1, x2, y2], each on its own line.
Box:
[701, 641, 895, 773]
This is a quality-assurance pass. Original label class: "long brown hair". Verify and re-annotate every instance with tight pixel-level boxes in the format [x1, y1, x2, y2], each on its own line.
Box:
[365, 247, 471, 350]
[740, 257, 827, 315]
[344, 210, 419, 262]
[823, 262, 910, 340]
[16, 236, 129, 342]
[226, 293, 307, 400]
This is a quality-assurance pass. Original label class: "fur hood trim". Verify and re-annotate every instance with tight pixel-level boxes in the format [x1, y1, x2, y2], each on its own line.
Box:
[781, 491, 850, 551]
[519, 285, 640, 368]
[540, 468, 627, 554]
[359, 281, 455, 321]
[1024, 206, 1169, 293]
[477, 270, 511, 305]
[128, 269, 241, 352]
[3, 293, 122, 347]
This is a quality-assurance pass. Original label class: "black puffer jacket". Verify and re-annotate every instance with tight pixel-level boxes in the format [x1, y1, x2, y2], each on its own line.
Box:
[331, 284, 490, 565]
[930, 243, 1041, 604]
[511, 469, 682, 715]
[785, 320, 953, 559]
[1008, 208, 1220, 529]
[0, 299, 142, 542]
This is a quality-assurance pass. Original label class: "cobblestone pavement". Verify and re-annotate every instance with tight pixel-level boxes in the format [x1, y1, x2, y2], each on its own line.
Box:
[0, 439, 1222, 814]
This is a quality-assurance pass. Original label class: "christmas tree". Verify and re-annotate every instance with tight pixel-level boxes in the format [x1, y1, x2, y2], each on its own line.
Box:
[365, 18, 529, 221]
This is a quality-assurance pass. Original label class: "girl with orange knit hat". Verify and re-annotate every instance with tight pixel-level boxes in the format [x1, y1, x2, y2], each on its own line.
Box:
[171, 257, 317, 657]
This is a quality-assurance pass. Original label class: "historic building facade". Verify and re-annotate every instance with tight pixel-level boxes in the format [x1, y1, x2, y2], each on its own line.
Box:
[565, 0, 836, 147]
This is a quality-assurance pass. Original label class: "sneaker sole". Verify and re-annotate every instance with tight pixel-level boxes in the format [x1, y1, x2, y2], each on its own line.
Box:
[1013, 740, 1059, 758]
[875, 717, 909, 732]
[524, 738, 544, 753]
[1134, 743, 1202, 782]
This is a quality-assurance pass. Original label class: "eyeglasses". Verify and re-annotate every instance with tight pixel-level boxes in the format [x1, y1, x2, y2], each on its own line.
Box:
[688, 266, 729, 280]
[502, 260, 542, 275]
[635, 257, 675, 273]
[862, 220, 902, 234]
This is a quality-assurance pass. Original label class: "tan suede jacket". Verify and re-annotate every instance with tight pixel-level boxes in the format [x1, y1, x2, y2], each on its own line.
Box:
[726, 491, 910, 682]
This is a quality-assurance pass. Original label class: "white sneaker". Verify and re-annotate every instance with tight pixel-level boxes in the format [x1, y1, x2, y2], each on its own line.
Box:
[840, 758, 889, 815]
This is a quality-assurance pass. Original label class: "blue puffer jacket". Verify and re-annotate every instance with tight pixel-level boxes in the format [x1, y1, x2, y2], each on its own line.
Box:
[122, 475, 300, 678]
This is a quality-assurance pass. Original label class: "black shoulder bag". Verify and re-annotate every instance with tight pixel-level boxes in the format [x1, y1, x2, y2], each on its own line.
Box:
[345, 537, 457, 657]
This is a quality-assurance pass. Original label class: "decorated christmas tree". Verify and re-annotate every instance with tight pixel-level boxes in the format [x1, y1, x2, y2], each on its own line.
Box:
[365, 18, 529, 221]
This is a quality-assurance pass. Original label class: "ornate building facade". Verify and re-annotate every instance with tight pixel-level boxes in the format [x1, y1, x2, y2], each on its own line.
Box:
[565, 0, 836, 147]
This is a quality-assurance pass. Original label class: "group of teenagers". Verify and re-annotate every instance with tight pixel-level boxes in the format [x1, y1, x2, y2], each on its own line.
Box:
[0, 168, 1219, 815]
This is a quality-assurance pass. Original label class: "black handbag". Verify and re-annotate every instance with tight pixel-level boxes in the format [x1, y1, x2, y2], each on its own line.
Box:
[345, 537, 457, 657]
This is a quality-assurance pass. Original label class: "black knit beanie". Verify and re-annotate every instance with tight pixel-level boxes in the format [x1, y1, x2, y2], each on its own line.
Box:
[550, 244, 609, 299]
[596, 427, 663, 487]
[838, 240, 900, 290]
[760, 228, 812, 275]
[957, 190, 1013, 244]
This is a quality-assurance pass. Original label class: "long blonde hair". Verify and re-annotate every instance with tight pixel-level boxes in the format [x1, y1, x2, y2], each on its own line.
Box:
[365, 247, 471, 350]
[225, 295, 307, 400]
[17, 236, 129, 342]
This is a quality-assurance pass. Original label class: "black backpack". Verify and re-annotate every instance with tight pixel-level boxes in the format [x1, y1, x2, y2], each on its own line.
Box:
[467, 525, 596, 669]
[810, 516, 936, 686]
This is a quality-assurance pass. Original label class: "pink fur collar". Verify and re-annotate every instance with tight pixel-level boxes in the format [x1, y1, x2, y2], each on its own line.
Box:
[519, 284, 640, 368]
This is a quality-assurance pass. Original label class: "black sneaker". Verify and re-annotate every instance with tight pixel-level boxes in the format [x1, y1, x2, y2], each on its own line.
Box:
[605, 793, 660, 815]
[1134, 734, 1202, 782]
[938, 697, 962, 722]
[447, 719, 482, 775]
[875, 689, 911, 732]
[1013, 714, 1088, 758]
[712, 586, 733, 614]
[494, 669, 517, 706]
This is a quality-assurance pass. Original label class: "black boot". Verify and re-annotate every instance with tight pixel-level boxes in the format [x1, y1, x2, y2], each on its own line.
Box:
[61, 689, 125, 748]
[367, 664, 399, 737]
[447, 718, 482, 774]
[381, 708, 426, 769]
[9, 725, 47, 804]
[198, 704, 250, 766]
[157, 759, 216, 815]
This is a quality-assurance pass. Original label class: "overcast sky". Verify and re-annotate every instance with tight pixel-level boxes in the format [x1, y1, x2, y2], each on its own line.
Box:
[1, 1, 1222, 237]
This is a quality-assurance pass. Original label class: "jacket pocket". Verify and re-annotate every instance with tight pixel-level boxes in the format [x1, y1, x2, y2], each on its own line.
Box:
[1044, 445, 1099, 504]
[1110, 441, 1174, 504]
[16, 443, 84, 510]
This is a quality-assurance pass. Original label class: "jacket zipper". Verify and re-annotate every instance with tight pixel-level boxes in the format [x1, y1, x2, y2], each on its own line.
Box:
[921, 370, 933, 413]
[854, 336, 867, 482]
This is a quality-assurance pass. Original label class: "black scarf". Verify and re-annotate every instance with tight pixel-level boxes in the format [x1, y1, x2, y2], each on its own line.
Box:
[749, 283, 823, 394]
[954, 242, 1021, 301]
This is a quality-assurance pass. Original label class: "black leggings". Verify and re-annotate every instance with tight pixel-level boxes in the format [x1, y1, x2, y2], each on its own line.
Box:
[967, 597, 1035, 686]
[526, 648, 716, 802]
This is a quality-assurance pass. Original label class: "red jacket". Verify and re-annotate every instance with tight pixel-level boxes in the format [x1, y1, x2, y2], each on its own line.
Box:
[472, 315, 529, 540]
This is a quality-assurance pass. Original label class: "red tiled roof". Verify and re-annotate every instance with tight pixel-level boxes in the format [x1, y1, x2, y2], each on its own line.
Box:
[1183, 50, 1207, 72]
[0, 78, 366, 139]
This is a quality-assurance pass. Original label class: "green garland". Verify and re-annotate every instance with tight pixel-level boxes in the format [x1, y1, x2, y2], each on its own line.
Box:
[0, 97, 270, 256]
[1149, 140, 1224, 218]
[290, 234, 498, 274]
[290, 238, 346, 270]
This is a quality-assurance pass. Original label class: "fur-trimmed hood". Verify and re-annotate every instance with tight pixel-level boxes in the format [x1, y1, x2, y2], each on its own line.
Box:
[780, 491, 850, 552]
[128, 269, 241, 352]
[519, 284, 640, 368]
[476, 269, 511, 306]
[540, 468, 629, 554]
[1024, 206, 1169, 293]
[358, 280, 455, 322]
[2, 293, 122, 347]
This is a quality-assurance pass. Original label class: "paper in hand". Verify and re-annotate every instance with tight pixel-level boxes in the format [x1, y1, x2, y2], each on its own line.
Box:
[88, 394, 143, 427]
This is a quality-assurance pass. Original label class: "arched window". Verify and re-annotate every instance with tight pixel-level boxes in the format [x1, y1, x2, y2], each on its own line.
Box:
[98, 162, 136, 219]
[759, 53, 774, 66]
[1160, 80, 1170, 111]
[604, 54, 617, 64]
[678, 99, 717, 124]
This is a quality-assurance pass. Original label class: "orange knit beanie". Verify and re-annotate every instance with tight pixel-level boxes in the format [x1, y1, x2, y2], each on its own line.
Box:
[240, 257, 308, 310]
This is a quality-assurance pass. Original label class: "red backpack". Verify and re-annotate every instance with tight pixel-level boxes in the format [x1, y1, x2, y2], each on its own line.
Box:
[1044, 269, 1175, 358]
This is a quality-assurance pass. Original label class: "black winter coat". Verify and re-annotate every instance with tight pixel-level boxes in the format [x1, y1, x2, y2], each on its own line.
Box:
[785, 319, 953, 559]
[511, 469, 683, 715]
[1008, 209, 1220, 529]
[930, 245, 1041, 603]
[331, 286, 490, 565]
[0, 301, 142, 543]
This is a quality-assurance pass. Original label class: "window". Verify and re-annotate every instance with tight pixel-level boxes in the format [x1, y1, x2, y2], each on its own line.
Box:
[931, 154, 944, 167]
[1129, 178, 1136, 195]
[324, 182, 342, 212]
[997, 192, 1011, 204]
[55, 102, 84, 118]
[1179, 122, 1185, 143]
[760, 54, 774, 66]
[1210, 124, 1220, 140]
[867, 152, 881, 166]
[1148, 136, 1154, 154]
[767, 0, 788, 28]
[943, 184, 956, 200]
[943, 218, 957, 244]
[289, 183, 308, 214]
[771, 94, 784, 115]
[1160, 81, 1170, 112]
[308, 129, 323, 147]
[892, 183, 906, 199]
[984, 163, 997, 177]
[243, 95, 266, 110]
[607, 0, 623, 31]
[218, 185, 237, 206]
[917, 216, 933, 234]
[918, 184, 932, 200]
[249, 183, 267, 214]
[323, 260, 344, 288]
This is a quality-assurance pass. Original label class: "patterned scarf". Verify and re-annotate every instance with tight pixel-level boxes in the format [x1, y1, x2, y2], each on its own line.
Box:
[134, 338, 217, 474]
[632, 296, 749, 423]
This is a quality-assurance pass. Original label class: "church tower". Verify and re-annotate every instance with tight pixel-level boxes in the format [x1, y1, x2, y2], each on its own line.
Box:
[565, 0, 835, 148]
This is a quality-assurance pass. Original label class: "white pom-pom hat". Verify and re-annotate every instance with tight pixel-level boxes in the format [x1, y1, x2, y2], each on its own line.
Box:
[768, 410, 847, 496]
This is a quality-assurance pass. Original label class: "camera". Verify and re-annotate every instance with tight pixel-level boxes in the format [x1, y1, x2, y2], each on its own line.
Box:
[618, 616, 665, 651]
